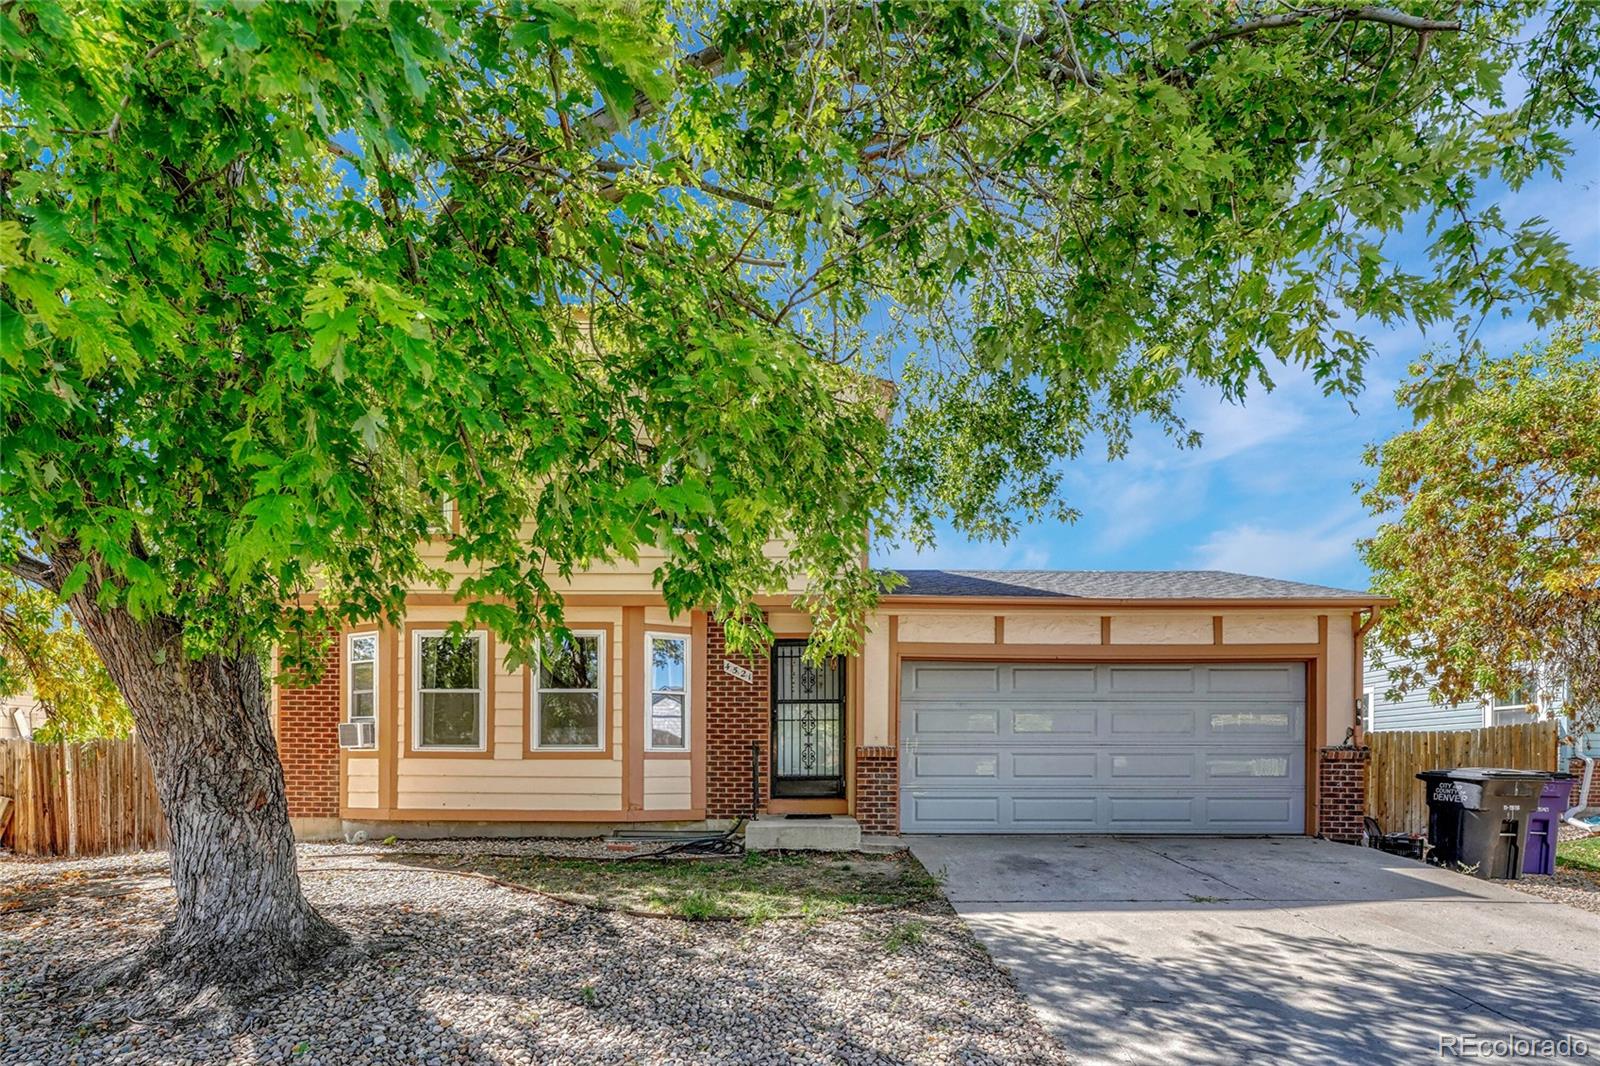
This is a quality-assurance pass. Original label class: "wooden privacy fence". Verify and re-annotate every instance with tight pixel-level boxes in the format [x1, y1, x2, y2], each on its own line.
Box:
[1367, 720, 1559, 837]
[0, 738, 167, 857]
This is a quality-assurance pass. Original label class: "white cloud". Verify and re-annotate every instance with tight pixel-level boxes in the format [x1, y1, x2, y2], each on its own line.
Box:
[1189, 508, 1378, 584]
[1090, 473, 1207, 552]
[874, 535, 1053, 571]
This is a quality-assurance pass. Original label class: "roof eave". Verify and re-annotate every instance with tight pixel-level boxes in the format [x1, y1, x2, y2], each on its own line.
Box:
[879, 594, 1397, 609]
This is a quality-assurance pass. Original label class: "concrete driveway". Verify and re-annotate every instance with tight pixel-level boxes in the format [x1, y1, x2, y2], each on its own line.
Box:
[909, 836, 1600, 1065]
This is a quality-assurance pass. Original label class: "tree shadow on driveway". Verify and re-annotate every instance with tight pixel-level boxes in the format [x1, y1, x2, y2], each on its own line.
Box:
[969, 906, 1599, 1066]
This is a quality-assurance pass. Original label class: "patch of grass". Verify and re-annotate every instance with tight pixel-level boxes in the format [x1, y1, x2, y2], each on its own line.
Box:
[883, 919, 926, 953]
[394, 849, 943, 922]
[1186, 894, 1226, 904]
[1557, 835, 1600, 873]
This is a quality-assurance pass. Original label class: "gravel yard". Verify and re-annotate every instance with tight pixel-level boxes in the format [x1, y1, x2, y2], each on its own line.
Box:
[0, 842, 1069, 1066]
[1503, 827, 1600, 916]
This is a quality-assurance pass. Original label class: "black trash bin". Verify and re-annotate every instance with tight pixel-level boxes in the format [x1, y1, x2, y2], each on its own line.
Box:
[1415, 768, 1552, 880]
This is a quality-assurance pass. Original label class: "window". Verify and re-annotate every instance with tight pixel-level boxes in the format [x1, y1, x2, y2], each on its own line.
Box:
[1362, 688, 1375, 733]
[1490, 684, 1535, 726]
[645, 633, 688, 750]
[413, 630, 486, 750]
[347, 632, 378, 728]
[534, 631, 604, 749]
[428, 495, 456, 536]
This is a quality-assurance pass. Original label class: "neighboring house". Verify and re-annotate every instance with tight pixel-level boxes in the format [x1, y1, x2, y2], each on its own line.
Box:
[1363, 646, 1600, 771]
[0, 686, 46, 740]
[1364, 649, 1600, 755]
[273, 531, 1391, 840]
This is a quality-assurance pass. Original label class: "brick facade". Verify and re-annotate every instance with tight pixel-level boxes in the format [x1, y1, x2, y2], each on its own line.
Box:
[705, 616, 771, 818]
[854, 745, 899, 834]
[275, 634, 341, 820]
[1317, 746, 1369, 843]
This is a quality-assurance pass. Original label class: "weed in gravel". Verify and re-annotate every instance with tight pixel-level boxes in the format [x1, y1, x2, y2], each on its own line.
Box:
[884, 919, 926, 953]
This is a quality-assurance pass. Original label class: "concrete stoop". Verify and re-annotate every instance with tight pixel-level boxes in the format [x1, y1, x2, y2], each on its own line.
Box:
[744, 814, 862, 852]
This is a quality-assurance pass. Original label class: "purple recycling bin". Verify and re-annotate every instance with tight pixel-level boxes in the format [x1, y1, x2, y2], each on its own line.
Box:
[1523, 775, 1574, 876]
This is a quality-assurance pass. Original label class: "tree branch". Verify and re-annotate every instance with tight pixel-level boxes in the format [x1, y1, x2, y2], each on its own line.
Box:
[1186, 6, 1462, 55]
[4, 553, 59, 592]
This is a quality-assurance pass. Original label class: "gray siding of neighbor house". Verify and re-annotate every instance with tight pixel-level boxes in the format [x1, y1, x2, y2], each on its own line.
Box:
[1364, 649, 1482, 732]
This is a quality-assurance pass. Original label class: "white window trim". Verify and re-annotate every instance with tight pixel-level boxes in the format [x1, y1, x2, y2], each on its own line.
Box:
[532, 630, 607, 751]
[411, 628, 488, 752]
[1362, 688, 1375, 733]
[643, 631, 690, 753]
[346, 631, 379, 733]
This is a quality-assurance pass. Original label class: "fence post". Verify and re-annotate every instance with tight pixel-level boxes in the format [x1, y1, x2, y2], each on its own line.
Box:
[64, 742, 78, 857]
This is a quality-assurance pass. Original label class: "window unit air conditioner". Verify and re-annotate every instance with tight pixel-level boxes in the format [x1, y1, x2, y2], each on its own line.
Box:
[338, 720, 376, 750]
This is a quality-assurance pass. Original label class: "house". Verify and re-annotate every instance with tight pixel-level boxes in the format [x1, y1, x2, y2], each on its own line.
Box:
[0, 686, 45, 741]
[274, 536, 1394, 841]
[1364, 648, 1600, 762]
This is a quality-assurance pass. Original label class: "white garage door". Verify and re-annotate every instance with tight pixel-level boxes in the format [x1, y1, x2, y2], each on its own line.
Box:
[899, 661, 1306, 833]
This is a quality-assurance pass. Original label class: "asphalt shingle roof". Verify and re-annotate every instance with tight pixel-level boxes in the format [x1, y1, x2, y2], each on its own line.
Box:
[885, 569, 1376, 601]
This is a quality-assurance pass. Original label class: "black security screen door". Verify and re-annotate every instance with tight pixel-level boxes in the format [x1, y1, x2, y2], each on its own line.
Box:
[770, 640, 846, 799]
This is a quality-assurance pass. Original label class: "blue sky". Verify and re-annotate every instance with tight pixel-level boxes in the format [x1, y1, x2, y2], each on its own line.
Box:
[873, 129, 1600, 592]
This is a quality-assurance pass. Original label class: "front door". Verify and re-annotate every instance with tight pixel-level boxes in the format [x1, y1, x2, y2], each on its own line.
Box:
[770, 640, 846, 798]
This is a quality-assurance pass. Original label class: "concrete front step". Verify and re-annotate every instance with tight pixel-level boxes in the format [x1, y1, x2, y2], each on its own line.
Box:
[745, 814, 862, 852]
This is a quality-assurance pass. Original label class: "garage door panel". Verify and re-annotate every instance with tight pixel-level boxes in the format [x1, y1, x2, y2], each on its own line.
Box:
[907, 664, 1000, 693]
[911, 751, 999, 781]
[1204, 795, 1297, 826]
[1109, 707, 1196, 736]
[1205, 708, 1298, 738]
[1108, 666, 1198, 693]
[1204, 754, 1292, 781]
[1011, 708, 1097, 734]
[1013, 751, 1098, 779]
[1109, 752, 1196, 779]
[1206, 665, 1302, 696]
[905, 794, 999, 826]
[1107, 795, 1197, 827]
[1011, 796, 1099, 828]
[900, 661, 1306, 834]
[1010, 666, 1097, 693]
[911, 707, 999, 735]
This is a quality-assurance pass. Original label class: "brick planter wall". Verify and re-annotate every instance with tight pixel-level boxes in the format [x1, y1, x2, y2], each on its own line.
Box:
[276, 634, 341, 820]
[854, 746, 899, 834]
[1317, 746, 1369, 843]
[705, 615, 770, 818]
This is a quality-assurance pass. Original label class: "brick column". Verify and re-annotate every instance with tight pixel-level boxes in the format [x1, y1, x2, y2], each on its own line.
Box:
[705, 615, 770, 818]
[276, 634, 341, 820]
[1317, 746, 1369, 843]
[854, 746, 899, 834]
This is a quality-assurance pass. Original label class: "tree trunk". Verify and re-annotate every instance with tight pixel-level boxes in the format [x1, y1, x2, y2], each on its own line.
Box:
[66, 589, 347, 1011]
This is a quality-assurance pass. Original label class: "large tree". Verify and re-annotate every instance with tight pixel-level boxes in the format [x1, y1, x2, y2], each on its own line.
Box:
[1361, 306, 1600, 731]
[4, 0, 1598, 1008]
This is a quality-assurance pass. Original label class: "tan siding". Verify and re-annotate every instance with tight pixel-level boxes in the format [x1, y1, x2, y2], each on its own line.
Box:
[644, 607, 690, 627]
[1108, 613, 1213, 645]
[643, 759, 692, 810]
[1326, 623, 1355, 746]
[390, 607, 625, 811]
[397, 789, 622, 812]
[766, 610, 813, 634]
[346, 760, 379, 809]
[862, 614, 892, 746]
[412, 538, 798, 597]
[1222, 612, 1319, 644]
[898, 613, 996, 643]
[1002, 612, 1101, 645]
